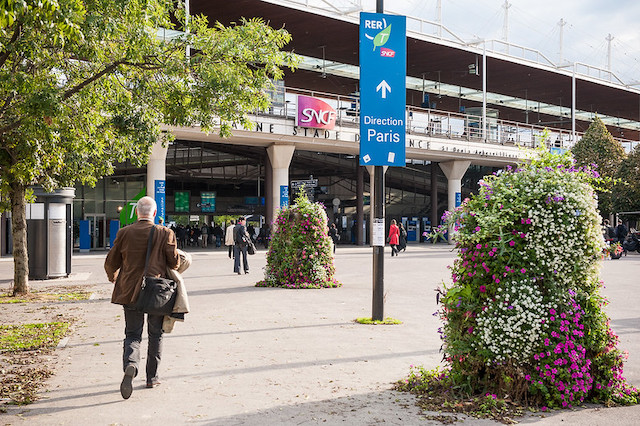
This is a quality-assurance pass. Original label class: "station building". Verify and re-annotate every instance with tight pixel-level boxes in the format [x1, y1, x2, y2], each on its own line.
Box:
[10, 0, 640, 254]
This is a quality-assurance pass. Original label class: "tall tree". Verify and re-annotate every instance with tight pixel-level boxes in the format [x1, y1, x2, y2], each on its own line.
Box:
[613, 146, 640, 215]
[0, 0, 297, 295]
[571, 116, 626, 215]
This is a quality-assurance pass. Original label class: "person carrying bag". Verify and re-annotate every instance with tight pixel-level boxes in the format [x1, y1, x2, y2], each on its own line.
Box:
[104, 196, 180, 399]
[135, 226, 178, 315]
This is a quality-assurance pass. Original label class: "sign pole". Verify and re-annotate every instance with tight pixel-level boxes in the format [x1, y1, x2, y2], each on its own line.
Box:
[372, 0, 385, 322]
[359, 0, 405, 321]
[372, 165, 385, 320]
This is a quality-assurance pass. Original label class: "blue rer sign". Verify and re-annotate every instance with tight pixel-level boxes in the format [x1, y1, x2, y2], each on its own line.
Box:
[359, 12, 406, 166]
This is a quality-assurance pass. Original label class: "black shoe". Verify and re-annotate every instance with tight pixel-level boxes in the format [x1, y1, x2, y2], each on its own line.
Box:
[146, 378, 161, 388]
[244, 270, 249, 274]
[236, 271, 241, 275]
[120, 364, 136, 399]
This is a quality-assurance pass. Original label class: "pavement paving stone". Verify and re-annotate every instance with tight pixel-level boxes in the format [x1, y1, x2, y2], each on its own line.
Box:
[0, 244, 639, 425]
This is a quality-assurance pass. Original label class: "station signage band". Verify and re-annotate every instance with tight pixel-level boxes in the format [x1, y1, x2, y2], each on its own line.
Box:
[359, 12, 406, 166]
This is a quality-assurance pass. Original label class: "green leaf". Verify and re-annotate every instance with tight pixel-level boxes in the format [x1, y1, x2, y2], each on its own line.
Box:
[372, 24, 391, 50]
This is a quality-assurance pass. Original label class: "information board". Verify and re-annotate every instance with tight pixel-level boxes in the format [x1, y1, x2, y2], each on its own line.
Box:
[372, 218, 386, 247]
[200, 191, 216, 213]
[154, 180, 166, 224]
[174, 191, 190, 213]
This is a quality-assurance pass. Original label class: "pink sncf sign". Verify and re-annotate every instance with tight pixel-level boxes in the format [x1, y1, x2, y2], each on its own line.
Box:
[295, 95, 337, 130]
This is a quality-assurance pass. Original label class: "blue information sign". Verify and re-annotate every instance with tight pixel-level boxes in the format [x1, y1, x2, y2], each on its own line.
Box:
[154, 180, 166, 225]
[359, 12, 406, 166]
[280, 185, 289, 209]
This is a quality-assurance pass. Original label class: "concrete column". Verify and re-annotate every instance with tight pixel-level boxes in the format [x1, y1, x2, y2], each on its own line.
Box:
[146, 140, 168, 197]
[439, 160, 471, 244]
[266, 144, 295, 224]
[146, 140, 168, 224]
[265, 154, 273, 225]
[430, 162, 439, 229]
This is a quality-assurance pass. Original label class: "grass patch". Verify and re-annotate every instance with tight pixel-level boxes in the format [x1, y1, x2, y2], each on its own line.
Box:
[0, 322, 70, 352]
[355, 317, 402, 325]
[0, 291, 91, 303]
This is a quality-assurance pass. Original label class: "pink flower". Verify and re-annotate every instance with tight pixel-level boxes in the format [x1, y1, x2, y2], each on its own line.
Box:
[509, 241, 515, 247]
[479, 285, 486, 293]
[520, 268, 526, 273]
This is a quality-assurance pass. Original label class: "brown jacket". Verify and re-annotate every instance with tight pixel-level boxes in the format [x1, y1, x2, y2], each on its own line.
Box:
[105, 220, 180, 305]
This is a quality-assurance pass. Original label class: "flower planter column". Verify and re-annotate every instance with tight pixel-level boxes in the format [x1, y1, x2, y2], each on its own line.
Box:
[439, 160, 471, 244]
[267, 143, 295, 224]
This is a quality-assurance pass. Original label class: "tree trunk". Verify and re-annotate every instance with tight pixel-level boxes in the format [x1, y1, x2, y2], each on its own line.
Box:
[11, 183, 29, 295]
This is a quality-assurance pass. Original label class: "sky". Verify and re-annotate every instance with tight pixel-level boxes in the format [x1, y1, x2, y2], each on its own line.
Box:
[319, 0, 640, 85]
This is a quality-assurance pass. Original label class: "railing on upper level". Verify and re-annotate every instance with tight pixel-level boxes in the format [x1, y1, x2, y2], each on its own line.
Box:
[260, 86, 640, 153]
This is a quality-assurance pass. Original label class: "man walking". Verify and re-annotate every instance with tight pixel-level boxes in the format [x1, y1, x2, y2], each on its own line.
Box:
[200, 222, 209, 248]
[104, 196, 180, 399]
[233, 217, 250, 274]
[225, 220, 235, 258]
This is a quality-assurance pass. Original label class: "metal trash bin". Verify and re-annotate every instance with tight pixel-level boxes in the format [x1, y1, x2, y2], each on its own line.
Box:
[27, 187, 75, 279]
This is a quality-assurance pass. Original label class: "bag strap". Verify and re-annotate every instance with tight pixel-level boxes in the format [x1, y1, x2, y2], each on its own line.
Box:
[143, 226, 156, 277]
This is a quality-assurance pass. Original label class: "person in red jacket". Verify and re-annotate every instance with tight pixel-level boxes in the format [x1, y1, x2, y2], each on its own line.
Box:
[388, 219, 400, 257]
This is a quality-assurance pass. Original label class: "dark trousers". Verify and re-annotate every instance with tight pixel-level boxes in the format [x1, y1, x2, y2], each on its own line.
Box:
[123, 307, 163, 383]
[228, 245, 234, 258]
[390, 244, 399, 256]
[233, 245, 249, 272]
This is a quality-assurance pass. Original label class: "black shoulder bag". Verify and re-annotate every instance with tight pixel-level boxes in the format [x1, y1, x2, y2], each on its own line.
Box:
[135, 226, 177, 315]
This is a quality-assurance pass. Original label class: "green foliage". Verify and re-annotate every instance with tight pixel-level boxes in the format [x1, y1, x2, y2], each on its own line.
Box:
[0, 322, 69, 352]
[257, 188, 340, 289]
[0, 0, 297, 194]
[401, 150, 638, 415]
[0, 291, 90, 303]
[355, 317, 402, 325]
[571, 116, 626, 213]
[0, 0, 298, 292]
[613, 146, 640, 214]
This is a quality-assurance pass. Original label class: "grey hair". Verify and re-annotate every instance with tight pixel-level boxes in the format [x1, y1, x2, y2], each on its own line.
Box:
[137, 196, 157, 219]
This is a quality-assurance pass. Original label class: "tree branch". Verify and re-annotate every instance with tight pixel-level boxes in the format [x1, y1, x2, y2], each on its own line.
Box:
[0, 58, 166, 136]
[0, 21, 22, 71]
[62, 59, 164, 101]
[62, 62, 122, 100]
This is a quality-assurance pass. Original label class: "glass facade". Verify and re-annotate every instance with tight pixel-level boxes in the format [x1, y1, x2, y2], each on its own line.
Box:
[73, 176, 145, 248]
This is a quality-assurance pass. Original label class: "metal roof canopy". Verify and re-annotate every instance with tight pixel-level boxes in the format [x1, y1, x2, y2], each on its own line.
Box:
[193, 0, 640, 140]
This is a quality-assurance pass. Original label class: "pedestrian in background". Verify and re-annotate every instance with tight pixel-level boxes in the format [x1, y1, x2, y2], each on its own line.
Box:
[225, 220, 235, 259]
[213, 223, 224, 248]
[388, 219, 400, 257]
[200, 223, 209, 248]
[398, 222, 407, 252]
[616, 219, 628, 243]
[233, 217, 250, 274]
[328, 223, 339, 253]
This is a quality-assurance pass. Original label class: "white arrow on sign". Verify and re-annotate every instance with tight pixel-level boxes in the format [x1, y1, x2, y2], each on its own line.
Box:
[376, 80, 391, 98]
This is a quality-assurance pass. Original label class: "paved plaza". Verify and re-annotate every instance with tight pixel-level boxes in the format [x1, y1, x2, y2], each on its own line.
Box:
[1, 244, 640, 425]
